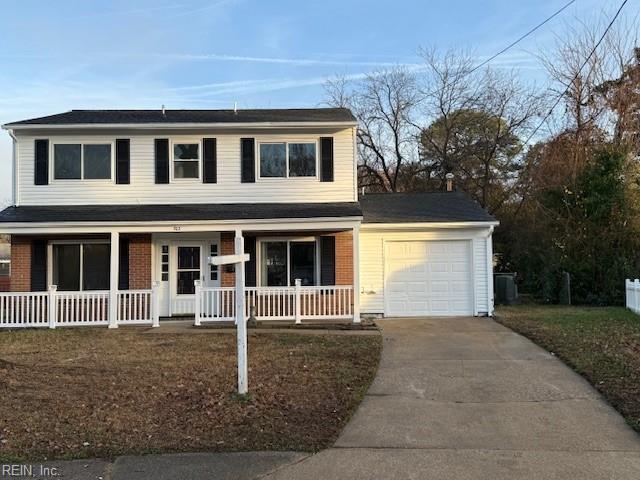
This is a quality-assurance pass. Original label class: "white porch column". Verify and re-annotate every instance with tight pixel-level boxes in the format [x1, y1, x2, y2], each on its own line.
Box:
[108, 231, 119, 329]
[235, 231, 248, 394]
[352, 225, 361, 324]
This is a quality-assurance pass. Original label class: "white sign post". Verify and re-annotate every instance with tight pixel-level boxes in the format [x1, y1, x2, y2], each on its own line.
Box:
[208, 235, 250, 394]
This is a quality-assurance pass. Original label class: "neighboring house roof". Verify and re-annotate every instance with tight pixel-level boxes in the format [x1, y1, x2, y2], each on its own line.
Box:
[2, 108, 357, 127]
[359, 192, 497, 224]
[0, 203, 362, 223]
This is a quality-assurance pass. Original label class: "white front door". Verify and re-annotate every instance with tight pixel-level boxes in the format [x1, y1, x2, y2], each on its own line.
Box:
[384, 240, 473, 317]
[171, 245, 201, 315]
[155, 236, 221, 317]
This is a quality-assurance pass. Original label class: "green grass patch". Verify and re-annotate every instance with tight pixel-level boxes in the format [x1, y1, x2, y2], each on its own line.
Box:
[496, 305, 640, 431]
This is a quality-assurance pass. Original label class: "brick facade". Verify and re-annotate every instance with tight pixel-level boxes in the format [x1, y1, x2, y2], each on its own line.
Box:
[127, 234, 152, 289]
[0, 277, 9, 292]
[10, 236, 31, 292]
[334, 230, 354, 285]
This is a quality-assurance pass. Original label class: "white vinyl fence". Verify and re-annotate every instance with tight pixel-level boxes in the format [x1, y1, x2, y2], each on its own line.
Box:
[0, 283, 160, 329]
[196, 280, 355, 325]
[625, 279, 640, 314]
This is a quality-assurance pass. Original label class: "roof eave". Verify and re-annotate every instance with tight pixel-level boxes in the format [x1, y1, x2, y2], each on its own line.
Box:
[2, 120, 358, 130]
[361, 220, 499, 229]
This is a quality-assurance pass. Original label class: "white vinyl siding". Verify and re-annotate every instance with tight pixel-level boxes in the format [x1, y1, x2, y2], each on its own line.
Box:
[359, 227, 494, 316]
[15, 128, 356, 205]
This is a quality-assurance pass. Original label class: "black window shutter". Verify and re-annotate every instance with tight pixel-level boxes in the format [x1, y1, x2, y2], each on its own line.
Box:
[244, 236, 257, 287]
[31, 240, 47, 291]
[320, 236, 336, 286]
[155, 139, 169, 184]
[320, 137, 334, 182]
[240, 138, 255, 183]
[203, 138, 217, 183]
[118, 238, 130, 290]
[34, 139, 49, 185]
[116, 139, 130, 184]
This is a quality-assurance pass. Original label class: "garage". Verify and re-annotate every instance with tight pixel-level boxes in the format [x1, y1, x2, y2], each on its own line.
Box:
[358, 192, 499, 318]
[384, 240, 473, 316]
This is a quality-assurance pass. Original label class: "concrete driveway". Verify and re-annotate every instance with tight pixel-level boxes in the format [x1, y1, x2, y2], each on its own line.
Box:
[268, 317, 640, 479]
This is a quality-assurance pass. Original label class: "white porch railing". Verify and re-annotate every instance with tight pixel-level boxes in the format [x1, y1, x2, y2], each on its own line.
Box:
[626, 279, 640, 314]
[0, 283, 160, 329]
[196, 281, 356, 324]
[0, 292, 49, 328]
[117, 290, 154, 325]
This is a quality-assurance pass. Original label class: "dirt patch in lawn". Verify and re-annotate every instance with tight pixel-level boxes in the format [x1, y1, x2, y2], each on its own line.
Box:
[0, 328, 381, 461]
[496, 305, 640, 432]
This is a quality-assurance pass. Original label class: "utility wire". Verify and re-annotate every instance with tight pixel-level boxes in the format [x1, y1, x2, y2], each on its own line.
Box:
[465, 0, 576, 77]
[518, 0, 629, 152]
[420, 0, 576, 99]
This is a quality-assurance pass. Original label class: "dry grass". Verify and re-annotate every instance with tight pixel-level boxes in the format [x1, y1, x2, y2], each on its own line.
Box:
[0, 328, 381, 461]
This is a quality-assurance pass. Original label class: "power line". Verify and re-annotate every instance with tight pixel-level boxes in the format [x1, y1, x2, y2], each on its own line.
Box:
[519, 0, 629, 152]
[420, 0, 576, 98]
[466, 0, 576, 77]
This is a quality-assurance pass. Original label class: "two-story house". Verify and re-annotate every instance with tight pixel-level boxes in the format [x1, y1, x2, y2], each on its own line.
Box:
[0, 108, 497, 326]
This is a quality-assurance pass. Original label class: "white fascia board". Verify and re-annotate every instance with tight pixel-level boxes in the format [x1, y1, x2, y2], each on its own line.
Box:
[361, 221, 500, 231]
[2, 121, 358, 131]
[0, 216, 363, 235]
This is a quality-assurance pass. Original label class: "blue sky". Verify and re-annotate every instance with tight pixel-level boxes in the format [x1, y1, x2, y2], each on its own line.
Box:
[0, 0, 625, 201]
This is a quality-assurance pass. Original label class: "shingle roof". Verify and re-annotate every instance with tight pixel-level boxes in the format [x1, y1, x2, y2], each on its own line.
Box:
[359, 192, 496, 223]
[0, 194, 494, 225]
[3, 108, 357, 127]
[0, 202, 362, 223]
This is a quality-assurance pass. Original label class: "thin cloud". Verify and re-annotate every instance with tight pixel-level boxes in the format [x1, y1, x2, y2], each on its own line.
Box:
[160, 52, 423, 68]
[74, 3, 185, 19]
[172, 0, 240, 17]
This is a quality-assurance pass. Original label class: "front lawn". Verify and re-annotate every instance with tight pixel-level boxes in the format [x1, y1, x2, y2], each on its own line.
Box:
[0, 328, 381, 461]
[496, 305, 640, 432]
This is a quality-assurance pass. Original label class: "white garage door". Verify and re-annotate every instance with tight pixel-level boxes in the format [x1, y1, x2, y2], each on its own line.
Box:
[384, 240, 473, 317]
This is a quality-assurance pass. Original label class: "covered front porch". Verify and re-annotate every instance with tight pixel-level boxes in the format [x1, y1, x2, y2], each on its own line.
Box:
[0, 215, 361, 328]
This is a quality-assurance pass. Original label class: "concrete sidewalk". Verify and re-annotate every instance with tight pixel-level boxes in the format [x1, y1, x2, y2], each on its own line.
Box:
[13, 317, 640, 479]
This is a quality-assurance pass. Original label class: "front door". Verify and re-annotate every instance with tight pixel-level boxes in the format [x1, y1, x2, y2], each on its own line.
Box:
[155, 236, 221, 318]
[172, 245, 202, 315]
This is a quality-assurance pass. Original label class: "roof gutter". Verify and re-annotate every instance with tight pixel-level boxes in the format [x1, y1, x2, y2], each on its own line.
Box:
[361, 221, 499, 230]
[1, 121, 358, 130]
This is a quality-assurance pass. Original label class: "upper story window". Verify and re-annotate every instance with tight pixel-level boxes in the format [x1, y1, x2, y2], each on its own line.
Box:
[173, 142, 200, 180]
[259, 141, 317, 179]
[53, 143, 112, 180]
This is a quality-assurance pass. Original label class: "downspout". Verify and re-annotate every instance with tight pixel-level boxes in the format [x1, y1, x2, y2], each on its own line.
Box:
[7, 129, 17, 206]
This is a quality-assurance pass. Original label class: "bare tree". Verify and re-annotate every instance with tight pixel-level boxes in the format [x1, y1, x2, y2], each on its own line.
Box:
[418, 49, 544, 212]
[538, 15, 640, 180]
[325, 68, 421, 192]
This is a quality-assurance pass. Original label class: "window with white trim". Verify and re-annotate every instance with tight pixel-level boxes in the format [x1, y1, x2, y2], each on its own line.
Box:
[161, 245, 169, 282]
[258, 141, 317, 178]
[51, 242, 110, 291]
[53, 143, 112, 180]
[260, 239, 317, 286]
[210, 244, 219, 281]
[173, 142, 200, 179]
